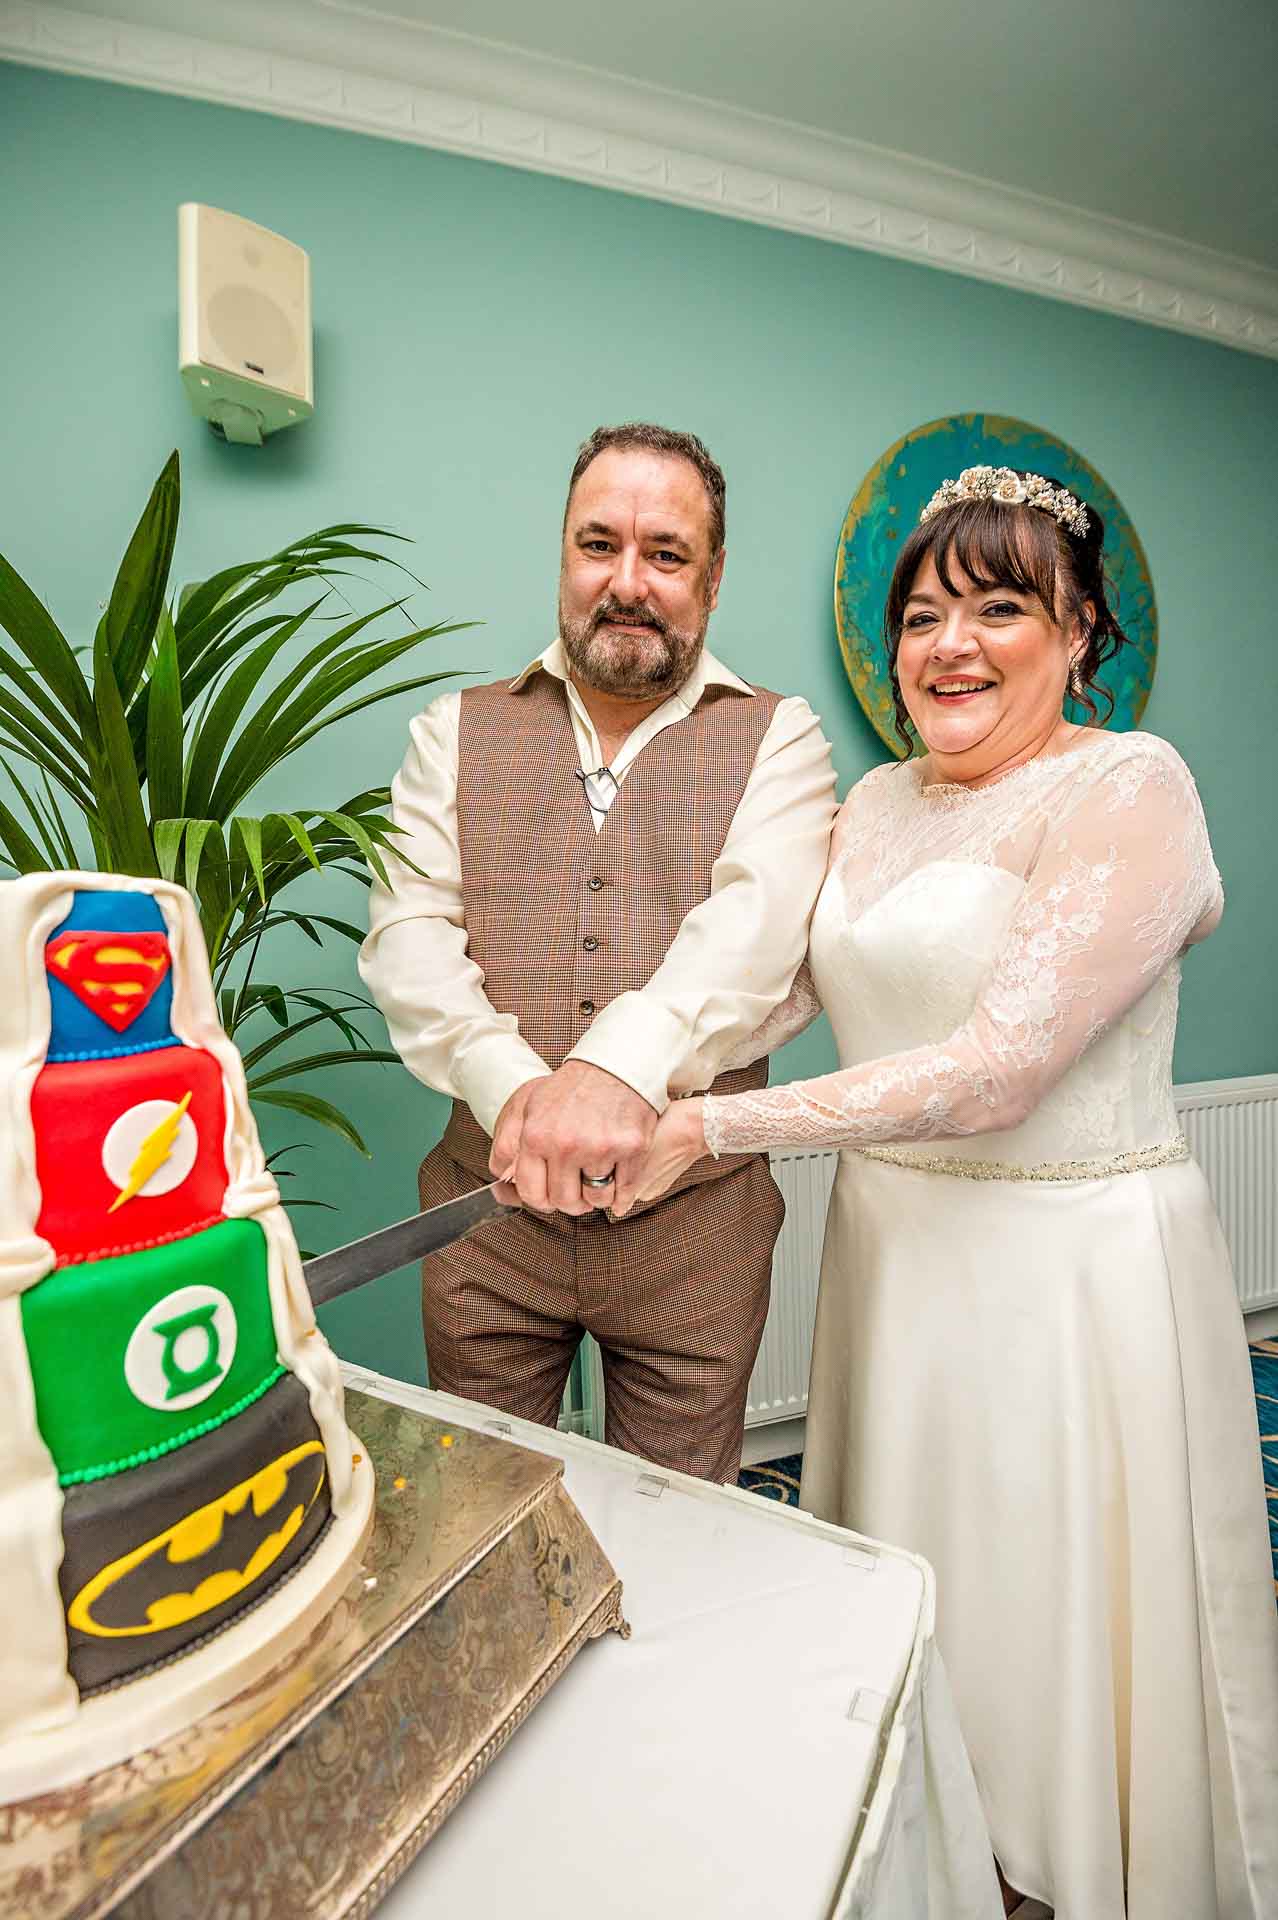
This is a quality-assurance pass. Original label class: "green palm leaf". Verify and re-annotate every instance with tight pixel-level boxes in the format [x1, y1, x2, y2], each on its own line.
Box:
[183, 818, 223, 899]
[0, 554, 96, 731]
[231, 814, 268, 903]
[217, 909, 368, 965]
[0, 641, 96, 756]
[0, 690, 95, 807]
[28, 767, 79, 865]
[102, 449, 180, 704]
[204, 604, 400, 819]
[183, 599, 325, 817]
[236, 981, 290, 1029]
[249, 1088, 371, 1156]
[0, 450, 469, 1186]
[91, 620, 157, 875]
[131, 608, 299, 767]
[312, 808, 395, 887]
[0, 759, 76, 867]
[145, 605, 184, 821]
[261, 626, 461, 752]
[248, 1046, 399, 1091]
[288, 668, 466, 755]
[0, 793, 49, 872]
[176, 555, 326, 671]
[240, 998, 377, 1066]
[274, 811, 322, 873]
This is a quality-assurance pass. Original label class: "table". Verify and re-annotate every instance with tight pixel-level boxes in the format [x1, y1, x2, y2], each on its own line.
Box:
[342, 1365, 1003, 1920]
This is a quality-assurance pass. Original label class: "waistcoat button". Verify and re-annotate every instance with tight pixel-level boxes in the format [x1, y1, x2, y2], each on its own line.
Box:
[582, 935, 599, 952]
[588, 876, 604, 892]
[579, 999, 595, 1015]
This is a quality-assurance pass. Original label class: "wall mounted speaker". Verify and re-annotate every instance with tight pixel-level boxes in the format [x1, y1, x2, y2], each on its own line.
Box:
[178, 204, 313, 446]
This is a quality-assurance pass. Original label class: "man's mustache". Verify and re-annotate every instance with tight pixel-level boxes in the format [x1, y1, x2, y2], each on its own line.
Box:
[590, 597, 669, 637]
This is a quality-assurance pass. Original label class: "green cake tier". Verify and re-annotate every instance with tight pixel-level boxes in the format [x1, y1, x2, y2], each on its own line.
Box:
[22, 1217, 282, 1483]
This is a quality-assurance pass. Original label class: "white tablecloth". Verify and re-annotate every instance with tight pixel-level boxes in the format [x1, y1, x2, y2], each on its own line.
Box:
[344, 1367, 1002, 1920]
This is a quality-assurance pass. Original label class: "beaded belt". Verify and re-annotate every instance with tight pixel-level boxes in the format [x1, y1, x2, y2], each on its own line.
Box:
[851, 1136, 1190, 1183]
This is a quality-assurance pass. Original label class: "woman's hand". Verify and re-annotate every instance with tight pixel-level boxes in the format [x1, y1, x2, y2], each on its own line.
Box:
[614, 1099, 708, 1216]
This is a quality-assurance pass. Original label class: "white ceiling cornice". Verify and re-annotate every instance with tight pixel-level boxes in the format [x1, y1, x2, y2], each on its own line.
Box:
[4, 0, 1277, 362]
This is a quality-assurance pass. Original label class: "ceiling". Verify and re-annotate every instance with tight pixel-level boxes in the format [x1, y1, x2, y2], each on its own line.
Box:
[51, 0, 1278, 271]
[339, 0, 1278, 269]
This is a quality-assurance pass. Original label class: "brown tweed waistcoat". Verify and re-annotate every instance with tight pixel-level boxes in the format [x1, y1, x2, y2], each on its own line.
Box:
[441, 667, 782, 1191]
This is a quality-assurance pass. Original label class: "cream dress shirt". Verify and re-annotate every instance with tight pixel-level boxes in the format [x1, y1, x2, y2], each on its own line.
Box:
[359, 640, 837, 1133]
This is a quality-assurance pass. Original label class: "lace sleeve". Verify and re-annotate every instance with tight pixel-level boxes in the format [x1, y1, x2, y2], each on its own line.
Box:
[702, 740, 1222, 1155]
[712, 962, 822, 1070]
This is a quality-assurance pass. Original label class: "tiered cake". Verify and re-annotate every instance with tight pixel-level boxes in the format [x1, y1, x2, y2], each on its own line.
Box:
[0, 873, 374, 1797]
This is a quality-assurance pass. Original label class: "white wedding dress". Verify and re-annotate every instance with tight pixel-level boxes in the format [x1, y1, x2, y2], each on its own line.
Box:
[704, 729, 1278, 1919]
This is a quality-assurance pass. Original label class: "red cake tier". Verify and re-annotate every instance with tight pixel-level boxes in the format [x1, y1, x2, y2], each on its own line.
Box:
[32, 1044, 231, 1264]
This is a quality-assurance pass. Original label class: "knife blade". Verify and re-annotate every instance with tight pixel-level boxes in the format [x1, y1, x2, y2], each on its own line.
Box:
[302, 1183, 518, 1309]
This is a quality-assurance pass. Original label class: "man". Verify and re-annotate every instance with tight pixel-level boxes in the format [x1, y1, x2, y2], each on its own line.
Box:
[360, 423, 835, 1481]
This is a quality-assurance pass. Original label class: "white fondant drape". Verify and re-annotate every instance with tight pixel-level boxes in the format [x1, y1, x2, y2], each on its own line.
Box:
[0, 877, 77, 1732]
[0, 871, 357, 1747]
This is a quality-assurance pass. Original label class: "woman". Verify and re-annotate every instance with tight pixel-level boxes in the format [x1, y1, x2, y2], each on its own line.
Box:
[628, 467, 1278, 1919]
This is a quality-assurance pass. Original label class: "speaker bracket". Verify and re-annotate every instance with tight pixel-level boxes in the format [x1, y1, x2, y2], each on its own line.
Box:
[207, 400, 265, 447]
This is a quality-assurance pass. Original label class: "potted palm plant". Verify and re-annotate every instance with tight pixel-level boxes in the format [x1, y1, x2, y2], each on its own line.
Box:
[0, 449, 469, 1212]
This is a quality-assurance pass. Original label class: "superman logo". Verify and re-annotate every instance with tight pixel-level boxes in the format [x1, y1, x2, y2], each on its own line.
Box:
[46, 930, 172, 1032]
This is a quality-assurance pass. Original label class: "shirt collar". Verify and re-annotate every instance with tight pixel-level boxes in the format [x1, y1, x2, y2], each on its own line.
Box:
[508, 638, 753, 704]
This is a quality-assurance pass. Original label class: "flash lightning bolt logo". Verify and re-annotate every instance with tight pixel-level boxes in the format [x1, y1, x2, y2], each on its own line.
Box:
[108, 1092, 194, 1214]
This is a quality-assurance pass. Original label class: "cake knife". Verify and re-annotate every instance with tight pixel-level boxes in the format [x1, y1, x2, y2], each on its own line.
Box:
[302, 1183, 518, 1308]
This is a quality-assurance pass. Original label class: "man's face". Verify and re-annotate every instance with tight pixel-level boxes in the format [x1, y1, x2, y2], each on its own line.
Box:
[558, 448, 725, 699]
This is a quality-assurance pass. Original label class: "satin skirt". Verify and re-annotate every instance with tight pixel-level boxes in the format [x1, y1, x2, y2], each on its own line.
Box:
[800, 1152, 1278, 1920]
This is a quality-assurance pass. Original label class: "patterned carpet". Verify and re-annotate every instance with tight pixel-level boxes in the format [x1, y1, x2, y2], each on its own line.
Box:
[740, 1341, 1278, 1601]
[737, 1455, 803, 1503]
[1254, 1339, 1278, 1597]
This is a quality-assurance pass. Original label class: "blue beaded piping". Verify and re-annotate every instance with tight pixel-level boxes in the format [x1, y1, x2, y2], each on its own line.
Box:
[45, 1036, 184, 1064]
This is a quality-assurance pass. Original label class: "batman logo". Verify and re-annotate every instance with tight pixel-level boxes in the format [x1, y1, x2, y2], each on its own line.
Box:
[67, 1442, 327, 1638]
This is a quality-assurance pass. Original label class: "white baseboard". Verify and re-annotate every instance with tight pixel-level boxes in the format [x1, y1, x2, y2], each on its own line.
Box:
[741, 1415, 805, 1467]
[1245, 1303, 1278, 1341]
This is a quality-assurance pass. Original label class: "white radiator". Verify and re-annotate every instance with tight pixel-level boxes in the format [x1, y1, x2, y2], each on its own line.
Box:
[745, 1149, 837, 1426]
[1174, 1073, 1278, 1313]
[745, 1073, 1278, 1429]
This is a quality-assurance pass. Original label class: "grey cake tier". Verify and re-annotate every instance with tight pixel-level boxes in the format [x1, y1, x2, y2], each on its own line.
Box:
[60, 1373, 333, 1694]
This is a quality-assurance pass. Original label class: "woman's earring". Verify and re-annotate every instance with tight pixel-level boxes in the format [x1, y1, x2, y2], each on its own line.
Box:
[1067, 660, 1086, 701]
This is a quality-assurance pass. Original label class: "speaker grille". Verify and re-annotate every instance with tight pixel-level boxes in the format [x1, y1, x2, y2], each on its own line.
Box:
[205, 285, 299, 385]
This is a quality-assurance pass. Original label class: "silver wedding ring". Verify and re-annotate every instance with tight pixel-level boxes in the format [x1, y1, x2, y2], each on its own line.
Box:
[580, 1170, 617, 1189]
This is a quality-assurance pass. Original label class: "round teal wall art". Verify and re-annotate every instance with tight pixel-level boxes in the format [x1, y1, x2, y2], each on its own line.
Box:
[834, 413, 1157, 757]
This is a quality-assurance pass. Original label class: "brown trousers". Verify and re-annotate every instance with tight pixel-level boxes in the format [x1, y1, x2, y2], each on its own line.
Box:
[418, 1147, 784, 1484]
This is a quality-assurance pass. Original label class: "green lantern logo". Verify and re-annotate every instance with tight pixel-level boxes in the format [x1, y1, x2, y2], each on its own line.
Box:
[123, 1284, 238, 1412]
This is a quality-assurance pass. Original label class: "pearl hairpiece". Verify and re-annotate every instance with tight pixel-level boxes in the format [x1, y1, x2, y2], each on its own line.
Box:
[919, 466, 1090, 538]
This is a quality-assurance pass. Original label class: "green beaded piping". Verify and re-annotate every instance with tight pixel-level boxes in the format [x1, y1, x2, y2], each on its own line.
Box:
[58, 1364, 287, 1487]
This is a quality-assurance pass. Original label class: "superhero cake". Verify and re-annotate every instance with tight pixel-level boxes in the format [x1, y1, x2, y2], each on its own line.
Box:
[0, 872, 374, 1796]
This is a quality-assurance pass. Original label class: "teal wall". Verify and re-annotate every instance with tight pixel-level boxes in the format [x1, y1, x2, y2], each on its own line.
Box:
[3, 63, 1275, 1380]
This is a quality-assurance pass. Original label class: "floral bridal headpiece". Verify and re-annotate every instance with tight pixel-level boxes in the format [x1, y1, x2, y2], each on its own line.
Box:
[919, 465, 1090, 539]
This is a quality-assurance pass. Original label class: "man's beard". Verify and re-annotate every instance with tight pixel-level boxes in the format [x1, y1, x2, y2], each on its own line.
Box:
[558, 591, 709, 699]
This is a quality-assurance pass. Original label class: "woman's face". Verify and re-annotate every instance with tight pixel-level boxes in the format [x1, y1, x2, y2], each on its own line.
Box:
[896, 548, 1082, 783]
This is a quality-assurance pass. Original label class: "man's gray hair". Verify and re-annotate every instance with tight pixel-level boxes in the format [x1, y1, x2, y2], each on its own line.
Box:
[566, 423, 726, 556]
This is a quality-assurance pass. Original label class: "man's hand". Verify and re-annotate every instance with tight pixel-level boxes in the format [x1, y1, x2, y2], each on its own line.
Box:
[489, 1078, 543, 1189]
[489, 1061, 658, 1216]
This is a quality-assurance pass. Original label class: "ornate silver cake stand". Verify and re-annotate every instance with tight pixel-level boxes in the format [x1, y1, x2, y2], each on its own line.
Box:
[0, 1390, 628, 1920]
